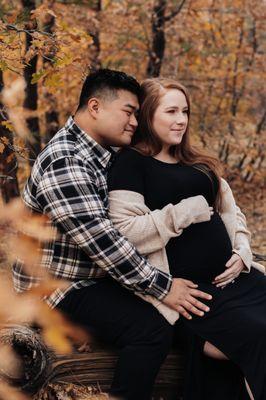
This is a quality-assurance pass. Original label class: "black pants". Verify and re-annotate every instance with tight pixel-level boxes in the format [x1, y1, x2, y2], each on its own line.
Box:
[57, 278, 173, 400]
[57, 278, 248, 400]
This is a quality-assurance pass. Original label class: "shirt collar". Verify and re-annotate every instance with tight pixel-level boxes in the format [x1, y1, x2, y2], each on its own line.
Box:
[65, 116, 112, 170]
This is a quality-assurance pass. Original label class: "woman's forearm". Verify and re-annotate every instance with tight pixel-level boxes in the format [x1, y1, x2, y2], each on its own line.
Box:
[109, 190, 211, 255]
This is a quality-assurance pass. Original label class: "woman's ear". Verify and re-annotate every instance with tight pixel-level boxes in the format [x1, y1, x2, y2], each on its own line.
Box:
[87, 97, 100, 119]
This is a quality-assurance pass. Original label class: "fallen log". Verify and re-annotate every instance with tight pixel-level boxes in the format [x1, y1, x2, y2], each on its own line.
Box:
[0, 325, 185, 399]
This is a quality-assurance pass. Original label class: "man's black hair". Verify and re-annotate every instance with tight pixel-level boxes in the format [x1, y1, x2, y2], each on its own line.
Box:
[76, 69, 140, 112]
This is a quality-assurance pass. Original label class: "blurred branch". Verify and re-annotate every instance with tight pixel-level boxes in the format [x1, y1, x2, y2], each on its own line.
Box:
[165, 0, 186, 22]
[256, 110, 266, 135]
[5, 24, 55, 38]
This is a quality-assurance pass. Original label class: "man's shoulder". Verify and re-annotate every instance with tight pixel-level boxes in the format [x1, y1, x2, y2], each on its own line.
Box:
[38, 127, 76, 170]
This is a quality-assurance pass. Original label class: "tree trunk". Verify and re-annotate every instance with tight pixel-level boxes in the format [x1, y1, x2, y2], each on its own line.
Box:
[0, 72, 20, 203]
[22, 0, 41, 166]
[89, 0, 102, 70]
[0, 325, 184, 398]
[42, 0, 59, 144]
[146, 0, 186, 77]
[146, 0, 166, 77]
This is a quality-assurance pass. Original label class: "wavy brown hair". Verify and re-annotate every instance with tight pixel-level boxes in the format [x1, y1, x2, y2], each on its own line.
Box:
[131, 78, 223, 210]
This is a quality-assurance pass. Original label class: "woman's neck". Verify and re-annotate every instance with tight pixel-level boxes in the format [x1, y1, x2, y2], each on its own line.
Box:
[153, 148, 178, 164]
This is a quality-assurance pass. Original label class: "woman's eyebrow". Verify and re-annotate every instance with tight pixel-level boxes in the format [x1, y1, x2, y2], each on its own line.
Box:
[165, 106, 188, 110]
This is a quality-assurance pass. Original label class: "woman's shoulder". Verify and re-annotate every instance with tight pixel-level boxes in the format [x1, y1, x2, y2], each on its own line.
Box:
[114, 147, 147, 165]
[108, 147, 146, 193]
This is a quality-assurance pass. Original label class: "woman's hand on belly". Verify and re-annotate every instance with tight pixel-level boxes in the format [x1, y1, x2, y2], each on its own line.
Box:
[162, 278, 212, 320]
[213, 253, 245, 287]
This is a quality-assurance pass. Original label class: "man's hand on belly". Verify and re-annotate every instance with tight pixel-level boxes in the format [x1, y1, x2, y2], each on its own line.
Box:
[162, 278, 212, 320]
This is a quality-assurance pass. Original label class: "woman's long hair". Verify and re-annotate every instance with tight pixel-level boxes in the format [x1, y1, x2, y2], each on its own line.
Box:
[131, 78, 223, 210]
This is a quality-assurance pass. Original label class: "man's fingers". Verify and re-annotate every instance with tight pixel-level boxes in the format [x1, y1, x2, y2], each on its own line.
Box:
[177, 306, 192, 320]
[188, 296, 210, 312]
[183, 301, 205, 317]
[182, 279, 198, 288]
[190, 289, 212, 300]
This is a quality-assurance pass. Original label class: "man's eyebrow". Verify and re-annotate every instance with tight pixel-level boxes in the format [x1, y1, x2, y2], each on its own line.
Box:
[124, 103, 139, 111]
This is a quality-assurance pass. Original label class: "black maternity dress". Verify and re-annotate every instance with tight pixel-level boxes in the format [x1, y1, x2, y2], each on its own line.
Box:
[108, 147, 266, 400]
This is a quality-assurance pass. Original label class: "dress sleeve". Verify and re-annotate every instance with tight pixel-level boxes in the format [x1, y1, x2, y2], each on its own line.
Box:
[108, 149, 212, 255]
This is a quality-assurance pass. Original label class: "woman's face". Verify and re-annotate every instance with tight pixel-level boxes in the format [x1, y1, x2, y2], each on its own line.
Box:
[152, 89, 189, 148]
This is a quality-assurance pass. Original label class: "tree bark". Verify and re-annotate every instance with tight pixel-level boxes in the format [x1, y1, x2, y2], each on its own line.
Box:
[88, 0, 102, 70]
[22, 0, 41, 165]
[146, 0, 166, 77]
[0, 72, 20, 203]
[146, 0, 186, 77]
[42, 0, 59, 144]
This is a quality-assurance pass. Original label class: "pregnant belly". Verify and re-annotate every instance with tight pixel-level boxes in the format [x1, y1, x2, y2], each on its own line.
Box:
[167, 212, 233, 283]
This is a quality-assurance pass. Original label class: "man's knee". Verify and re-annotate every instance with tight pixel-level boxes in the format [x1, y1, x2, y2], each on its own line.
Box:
[124, 309, 173, 353]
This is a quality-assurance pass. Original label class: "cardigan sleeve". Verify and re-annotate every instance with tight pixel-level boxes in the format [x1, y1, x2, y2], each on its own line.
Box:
[220, 178, 253, 271]
[108, 149, 212, 255]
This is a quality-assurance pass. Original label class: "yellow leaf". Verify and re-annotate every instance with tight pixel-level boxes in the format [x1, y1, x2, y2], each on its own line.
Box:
[1, 120, 14, 131]
[45, 73, 63, 88]
[0, 143, 5, 153]
[54, 54, 73, 68]
[43, 326, 73, 354]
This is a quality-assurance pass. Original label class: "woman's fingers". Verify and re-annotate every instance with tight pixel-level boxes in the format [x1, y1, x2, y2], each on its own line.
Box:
[225, 253, 240, 267]
[216, 278, 235, 288]
[214, 265, 239, 283]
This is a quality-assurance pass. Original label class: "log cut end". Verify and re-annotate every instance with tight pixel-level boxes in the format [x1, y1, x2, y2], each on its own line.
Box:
[0, 325, 51, 394]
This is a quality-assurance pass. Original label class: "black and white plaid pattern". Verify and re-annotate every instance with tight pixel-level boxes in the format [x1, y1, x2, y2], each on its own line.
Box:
[13, 117, 172, 308]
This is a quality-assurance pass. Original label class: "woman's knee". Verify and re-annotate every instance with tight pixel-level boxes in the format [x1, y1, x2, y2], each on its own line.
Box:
[203, 341, 228, 360]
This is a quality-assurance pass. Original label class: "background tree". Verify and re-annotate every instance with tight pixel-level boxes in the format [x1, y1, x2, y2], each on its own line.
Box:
[0, 71, 20, 203]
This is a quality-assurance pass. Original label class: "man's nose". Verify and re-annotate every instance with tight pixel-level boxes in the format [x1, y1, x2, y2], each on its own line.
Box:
[129, 114, 138, 127]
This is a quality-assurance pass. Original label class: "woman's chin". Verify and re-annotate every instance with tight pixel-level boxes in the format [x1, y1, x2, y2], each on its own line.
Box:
[168, 139, 183, 146]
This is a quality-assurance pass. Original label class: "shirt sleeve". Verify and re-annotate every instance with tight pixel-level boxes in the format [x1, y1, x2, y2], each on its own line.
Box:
[36, 157, 172, 300]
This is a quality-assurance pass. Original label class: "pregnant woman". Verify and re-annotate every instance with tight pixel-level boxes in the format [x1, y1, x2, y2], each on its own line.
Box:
[108, 78, 266, 399]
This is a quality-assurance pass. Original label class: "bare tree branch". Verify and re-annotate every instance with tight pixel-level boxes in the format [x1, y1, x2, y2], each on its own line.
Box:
[164, 0, 186, 22]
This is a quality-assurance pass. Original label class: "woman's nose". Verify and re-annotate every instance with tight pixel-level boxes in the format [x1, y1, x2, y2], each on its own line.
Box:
[176, 113, 187, 125]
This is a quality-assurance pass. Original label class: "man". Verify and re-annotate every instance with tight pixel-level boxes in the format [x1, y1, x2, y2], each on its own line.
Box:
[13, 69, 211, 399]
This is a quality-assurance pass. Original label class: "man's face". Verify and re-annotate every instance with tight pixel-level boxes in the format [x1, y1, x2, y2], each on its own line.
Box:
[95, 90, 139, 147]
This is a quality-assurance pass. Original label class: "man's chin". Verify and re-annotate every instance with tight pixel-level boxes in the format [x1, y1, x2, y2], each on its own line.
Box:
[119, 135, 133, 146]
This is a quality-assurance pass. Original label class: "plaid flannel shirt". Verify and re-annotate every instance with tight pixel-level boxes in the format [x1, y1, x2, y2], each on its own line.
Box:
[13, 117, 172, 308]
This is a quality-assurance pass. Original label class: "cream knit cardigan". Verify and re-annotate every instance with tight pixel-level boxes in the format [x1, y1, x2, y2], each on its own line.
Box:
[109, 178, 265, 325]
